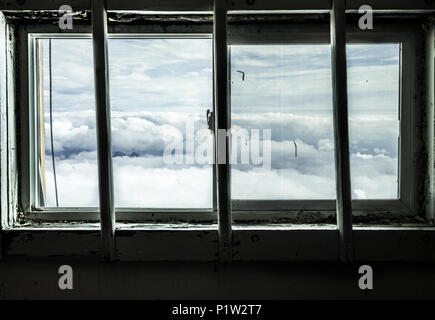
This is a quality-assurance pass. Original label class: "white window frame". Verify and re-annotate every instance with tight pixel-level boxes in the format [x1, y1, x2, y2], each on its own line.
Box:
[22, 22, 421, 223]
[228, 22, 419, 220]
[20, 23, 219, 223]
[17, 20, 426, 222]
[28, 32, 218, 217]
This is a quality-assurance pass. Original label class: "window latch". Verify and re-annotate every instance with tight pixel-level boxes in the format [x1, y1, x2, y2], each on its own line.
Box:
[206, 109, 215, 133]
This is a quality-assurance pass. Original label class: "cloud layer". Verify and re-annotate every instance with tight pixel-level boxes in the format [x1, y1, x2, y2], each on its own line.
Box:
[40, 40, 400, 207]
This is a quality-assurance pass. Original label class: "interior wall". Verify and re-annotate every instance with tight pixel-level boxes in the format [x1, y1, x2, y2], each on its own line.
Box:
[1, 2, 435, 301]
[1, 261, 435, 299]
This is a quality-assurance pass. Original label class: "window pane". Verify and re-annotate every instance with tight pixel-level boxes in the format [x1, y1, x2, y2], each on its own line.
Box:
[230, 45, 336, 199]
[108, 38, 213, 208]
[41, 38, 99, 207]
[347, 44, 400, 199]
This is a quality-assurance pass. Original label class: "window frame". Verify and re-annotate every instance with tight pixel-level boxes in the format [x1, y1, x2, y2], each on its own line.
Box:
[0, 5, 433, 263]
[29, 32, 216, 211]
[228, 22, 418, 219]
[19, 21, 424, 224]
[21, 24, 220, 223]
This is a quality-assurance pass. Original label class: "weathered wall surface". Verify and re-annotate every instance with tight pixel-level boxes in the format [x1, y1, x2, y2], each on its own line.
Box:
[1, 261, 434, 299]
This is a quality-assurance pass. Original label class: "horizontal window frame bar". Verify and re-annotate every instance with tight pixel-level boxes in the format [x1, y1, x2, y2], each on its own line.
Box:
[233, 199, 412, 213]
[34, 199, 410, 211]
[228, 24, 415, 44]
[34, 207, 215, 213]
[1, 0, 434, 12]
[28, 33, 213, 39]
[25, 199, 413, 223]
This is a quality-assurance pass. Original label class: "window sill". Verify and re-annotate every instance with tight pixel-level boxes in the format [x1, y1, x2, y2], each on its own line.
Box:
[2, 223, 435, 262]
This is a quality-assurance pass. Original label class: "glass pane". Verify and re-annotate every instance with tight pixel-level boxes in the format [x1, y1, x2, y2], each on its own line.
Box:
[230, 45, 336, 199]
[347, 44, 400, 199]
[108, 38, 213, 208]
[41, 38, 99, 207]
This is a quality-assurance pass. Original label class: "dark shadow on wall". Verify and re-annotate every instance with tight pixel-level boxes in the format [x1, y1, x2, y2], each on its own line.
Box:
[0, 261, 434, 299]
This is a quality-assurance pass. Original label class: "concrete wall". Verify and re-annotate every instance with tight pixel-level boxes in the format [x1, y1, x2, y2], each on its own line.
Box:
[1, 261, 434, 299]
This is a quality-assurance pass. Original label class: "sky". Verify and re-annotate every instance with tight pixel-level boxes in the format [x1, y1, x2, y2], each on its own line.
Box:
[40, 38, 400, 208]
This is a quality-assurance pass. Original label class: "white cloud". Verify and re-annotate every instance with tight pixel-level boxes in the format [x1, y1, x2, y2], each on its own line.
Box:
[40, 40, 401, 206]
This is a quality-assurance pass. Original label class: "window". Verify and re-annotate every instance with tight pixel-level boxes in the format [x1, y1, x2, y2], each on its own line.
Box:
[348, 44, 400, 200]
[230, 43, 401, 203]
[36, 38, 98, 208]
[1, 5, 432, 262]
[27, 27, 418, 217]
[228, 25, 416, 217]
[230, 44, 336, 200]
[108, 36, 213, 209]
[31, 34, 214, 210]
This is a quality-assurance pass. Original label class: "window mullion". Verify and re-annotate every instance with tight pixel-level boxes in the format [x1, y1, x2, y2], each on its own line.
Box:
[425, 25, 435, 222]
[214, 0, 232, 263]
[92, 0, 116, 261]
[330, 0, 353, 262]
